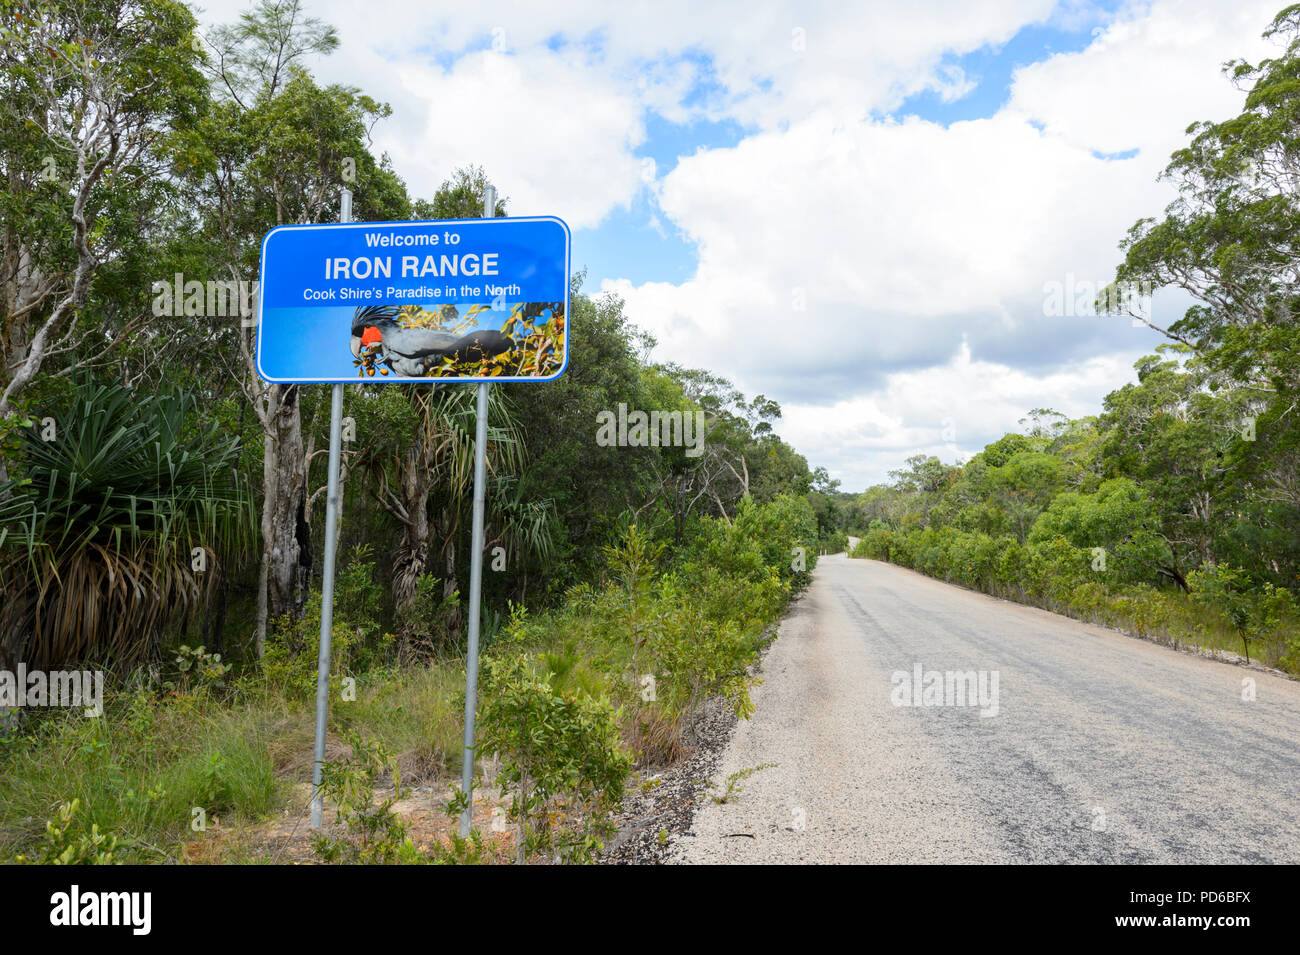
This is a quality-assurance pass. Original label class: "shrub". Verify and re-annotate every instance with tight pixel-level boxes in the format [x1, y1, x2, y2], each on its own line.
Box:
[0, 379, 255, 670]
[311, 731, 425, 865]
[477, 653, 632, 864]
[15, 799, 121, 865]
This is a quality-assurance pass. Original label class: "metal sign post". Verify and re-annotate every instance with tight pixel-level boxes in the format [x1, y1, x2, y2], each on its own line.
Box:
[254, 186, 567, 834]
[459, 185, 496, 837]
[311, 187, 352, 829]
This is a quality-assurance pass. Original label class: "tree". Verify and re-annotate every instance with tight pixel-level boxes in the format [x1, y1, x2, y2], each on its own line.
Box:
[203, 0, 337, 107]
[1107, 5, 1300, 397]
[1098, 352, 1237, 574]
[191, 1, 408, 650]
[350, 167, 544, 651]
[1029, 478, 1175, 589]
[0, 0, 207, 464]
[412, 165, 505, 220]
[501, 281, 655, 586]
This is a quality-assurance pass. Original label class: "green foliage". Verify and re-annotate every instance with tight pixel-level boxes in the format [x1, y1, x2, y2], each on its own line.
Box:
[1029, 478, 1172, 587]
[0, 378, 255, 669]
[16, 799, 121, 865]
[426, 828, 493, 865]
[393, 573, 460, 660]
[642, 571, 766, 730]
[165, 645, 232, 696]
[709, 493, 819, 592]
[311, 731, 425, 865]
[712, 763, 777, 804]
[261, 548, 397, 699]
[477, 653, 633, 864]
[1185, 563, 1299, 662]
[0, 684, 283, 863]
[852, 506, 1300, 669]
[0, 0, 211, 419]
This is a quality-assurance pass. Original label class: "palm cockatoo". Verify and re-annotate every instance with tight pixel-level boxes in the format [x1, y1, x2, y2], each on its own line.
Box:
[350, 305, 515, 376]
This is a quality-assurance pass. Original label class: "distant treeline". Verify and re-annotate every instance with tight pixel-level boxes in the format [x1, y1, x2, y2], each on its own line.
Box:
[839, 5, 1300, 672]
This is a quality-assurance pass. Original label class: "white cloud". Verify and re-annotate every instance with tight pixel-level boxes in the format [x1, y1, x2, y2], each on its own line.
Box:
[603, 0, 1284, 486]
[776, 340, 1146, 488]
[603, 107, 1158, 397]
[1005, 0, 1278, 159]
[195, 0, 1061, 221]
[380, 50, 646, 227]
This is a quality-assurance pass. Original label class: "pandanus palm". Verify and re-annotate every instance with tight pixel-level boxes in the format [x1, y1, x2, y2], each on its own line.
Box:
[365, 383, 552, 657]
[0, 380, 256, 670]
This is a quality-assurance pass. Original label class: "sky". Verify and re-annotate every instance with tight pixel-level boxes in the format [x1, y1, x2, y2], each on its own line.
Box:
[197, 0, 1285, 488]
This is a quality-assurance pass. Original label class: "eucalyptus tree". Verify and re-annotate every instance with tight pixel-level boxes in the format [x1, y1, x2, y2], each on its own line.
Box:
[1108, 4, 1300, 393]
[1105, 5, 1300, 588]
[0, 0, 206, 475]
[192, 0, 408, 651]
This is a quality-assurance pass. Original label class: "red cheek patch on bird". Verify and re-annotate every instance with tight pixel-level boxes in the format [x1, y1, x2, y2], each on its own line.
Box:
[361, 326, 383, 348]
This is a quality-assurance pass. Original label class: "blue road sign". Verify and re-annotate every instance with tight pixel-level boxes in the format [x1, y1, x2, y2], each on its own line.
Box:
[255, 215, 570, 383]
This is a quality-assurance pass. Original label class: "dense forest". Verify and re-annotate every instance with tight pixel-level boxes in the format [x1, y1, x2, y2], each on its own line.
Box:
[842, 5, 1300, 675]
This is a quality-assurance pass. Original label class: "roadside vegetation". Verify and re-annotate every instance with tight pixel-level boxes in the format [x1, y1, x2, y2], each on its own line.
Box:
[0, 496, 815, 864]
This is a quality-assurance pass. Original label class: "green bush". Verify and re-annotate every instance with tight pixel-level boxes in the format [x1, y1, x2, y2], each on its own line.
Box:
[311, 731, 425, 865]
[15, 799, 121, 865]
[477, 653, 633, 864]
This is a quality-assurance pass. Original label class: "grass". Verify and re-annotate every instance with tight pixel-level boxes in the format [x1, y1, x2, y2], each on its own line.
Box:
[0, 659, 471, 863]
[332, 661, 466, 783]
[0, 688, 286, 862]
[0, 515, 809, 863]
[0, 608, 681, 863]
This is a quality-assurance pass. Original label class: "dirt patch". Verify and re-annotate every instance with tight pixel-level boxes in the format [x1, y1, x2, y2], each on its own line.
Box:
[191, 781, 517, 864]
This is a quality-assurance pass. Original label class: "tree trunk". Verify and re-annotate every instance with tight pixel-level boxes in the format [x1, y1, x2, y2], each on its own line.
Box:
[517, 768, 529, 866]
[393, 438, 433, 659]
[262, 383, 311, 635]
[444, 535, 465, 639]
[392, 441, 432, 607]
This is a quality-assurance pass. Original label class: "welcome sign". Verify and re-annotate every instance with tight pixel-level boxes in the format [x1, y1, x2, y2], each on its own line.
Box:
[255, 216, 570, 383]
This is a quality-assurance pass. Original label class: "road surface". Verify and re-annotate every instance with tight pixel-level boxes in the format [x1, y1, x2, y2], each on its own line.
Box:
[669, 555, 1300, 864]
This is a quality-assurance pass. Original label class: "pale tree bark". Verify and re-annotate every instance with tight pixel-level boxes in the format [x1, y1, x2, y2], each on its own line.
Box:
[0, 0, 185, 454]
[237, 319, 311, 655]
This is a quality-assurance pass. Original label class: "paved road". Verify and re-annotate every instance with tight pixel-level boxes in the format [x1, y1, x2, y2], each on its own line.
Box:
[670, 555, 1300, 864]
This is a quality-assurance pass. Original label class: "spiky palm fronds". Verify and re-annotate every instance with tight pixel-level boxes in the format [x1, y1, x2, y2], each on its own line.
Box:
[0, 380, 256, 669]
[489, 474, 556, 568]
[423, 383, 527, 496]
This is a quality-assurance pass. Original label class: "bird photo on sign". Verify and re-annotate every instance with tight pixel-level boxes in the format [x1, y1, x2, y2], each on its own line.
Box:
[349, 300, 565, 379]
